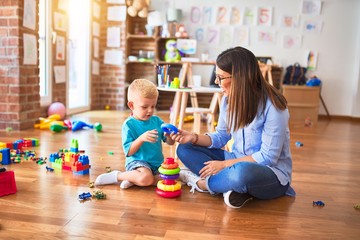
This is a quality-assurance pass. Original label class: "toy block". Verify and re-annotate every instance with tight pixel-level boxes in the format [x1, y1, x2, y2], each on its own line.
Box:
[23, 139, 33, 147]
[0, 170, 17, 196]
[72, 162, 90, 172]
[70, 139, 79, 153]
[0, 143, 6, 148]
[70, 153, 80, 163]
[64, 152, 71, 163]
[62, 165, 72, 171]
[32, 138, 39, 146]
[49, 153, 60, 162]
[73, 168, 90, 175]
[6, 143, 13, 149]
[0, 148, 11, 165]
[78, 155, 89, 165]
[52, 158, 63, 169]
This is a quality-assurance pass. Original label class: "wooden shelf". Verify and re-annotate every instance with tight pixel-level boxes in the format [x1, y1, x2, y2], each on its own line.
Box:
[125, 13, 215, 110]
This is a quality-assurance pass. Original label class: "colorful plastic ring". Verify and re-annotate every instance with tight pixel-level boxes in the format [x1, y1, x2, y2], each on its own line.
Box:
[159, 173, 179, 180]
[157, 180, 181, 192]
[161, 162, 179, 169]
[161, 123, 178, 134]
[158, 166, 180, 175]
[156, 188, 182, 198]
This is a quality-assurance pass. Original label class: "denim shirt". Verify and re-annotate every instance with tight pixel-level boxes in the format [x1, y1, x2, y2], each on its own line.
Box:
[207, 96, 296, 196]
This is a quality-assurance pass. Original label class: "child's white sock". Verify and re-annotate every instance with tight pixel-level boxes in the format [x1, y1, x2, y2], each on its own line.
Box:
[120, 180, 134, 189]
[94, 170, 119, 186]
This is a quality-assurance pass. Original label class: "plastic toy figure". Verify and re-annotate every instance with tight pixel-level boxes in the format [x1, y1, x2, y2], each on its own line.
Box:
[78, 192, 92, 201]
[313, 200, 325, 207]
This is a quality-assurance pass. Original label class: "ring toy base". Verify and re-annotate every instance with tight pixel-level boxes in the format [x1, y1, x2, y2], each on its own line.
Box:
[156, 188, 182, 198]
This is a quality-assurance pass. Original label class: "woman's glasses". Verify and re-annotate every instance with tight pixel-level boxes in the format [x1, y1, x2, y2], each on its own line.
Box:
[215, 74, 232, 84]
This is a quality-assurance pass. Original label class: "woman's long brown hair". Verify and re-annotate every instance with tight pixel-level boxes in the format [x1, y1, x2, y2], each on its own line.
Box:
[216, 46, 287, 132]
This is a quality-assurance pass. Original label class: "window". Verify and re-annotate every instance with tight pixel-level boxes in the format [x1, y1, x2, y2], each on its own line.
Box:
[39, 0, 52, 106]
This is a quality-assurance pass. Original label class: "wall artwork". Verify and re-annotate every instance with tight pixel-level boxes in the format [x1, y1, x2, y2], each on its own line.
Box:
[280, 15, 300, 28]
[58, 0, 68, 11]
[54, 12, 66, 32]
[23, 0, 36, 30]
[282, 35, 302, 48]
[257, 7, 272, 26]
[104, 49, 123, 65]
[93, 37, 99, 58]
[307, 50, 318, 70]
[302, 0, 322, 15]
[303, 20, 323, 34]
[54, 65, 66, 83]
[56, 36, 66, 61]
[107, 26, 121, 47]
[257, 30, 276, 45]
[92, 60, 100, 75]
[23, 33, 37, 65]
[93, 22, 100, 37]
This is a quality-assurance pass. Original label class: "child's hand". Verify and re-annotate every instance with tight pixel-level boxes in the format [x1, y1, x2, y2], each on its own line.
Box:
[140, 129, 159, 143]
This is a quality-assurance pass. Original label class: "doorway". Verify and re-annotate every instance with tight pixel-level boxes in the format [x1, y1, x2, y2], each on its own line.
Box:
[67, 0, 91, 114]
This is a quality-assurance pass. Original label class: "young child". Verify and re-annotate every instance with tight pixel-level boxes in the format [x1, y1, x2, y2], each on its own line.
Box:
[94, 79, 175, 189]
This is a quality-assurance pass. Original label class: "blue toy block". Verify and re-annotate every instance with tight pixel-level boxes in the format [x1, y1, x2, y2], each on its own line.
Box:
[49, 153, 60, 162]
[78, 155, 89, 165]
[0, 148, 11, 165]
[73, 169, 90, 175]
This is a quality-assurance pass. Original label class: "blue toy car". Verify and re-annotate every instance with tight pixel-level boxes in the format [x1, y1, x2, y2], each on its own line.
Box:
[313, 200, 325, 207]
[78, 192, 92, 201]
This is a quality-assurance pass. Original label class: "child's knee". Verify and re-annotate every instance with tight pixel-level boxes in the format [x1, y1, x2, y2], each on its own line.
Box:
[137, 171, 154, 186]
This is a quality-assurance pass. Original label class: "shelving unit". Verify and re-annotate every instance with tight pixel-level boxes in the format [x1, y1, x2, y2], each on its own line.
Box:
[125, 15, 213, 110]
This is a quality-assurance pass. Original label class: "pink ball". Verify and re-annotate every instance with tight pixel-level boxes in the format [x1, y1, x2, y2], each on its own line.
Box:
[48, 102, 66, 120]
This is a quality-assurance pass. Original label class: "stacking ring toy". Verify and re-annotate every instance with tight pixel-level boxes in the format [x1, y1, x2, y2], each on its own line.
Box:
[159, 173, 179, 180]
[161, 161, 179, 169]
[156, 188, 182, 198]
[157, 180, 181, 192]
[161, 123, 178, 134]
[158, 166, 180, 175]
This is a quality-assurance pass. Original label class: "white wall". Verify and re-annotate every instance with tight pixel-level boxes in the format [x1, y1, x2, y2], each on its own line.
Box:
[150, 0, 360, 117]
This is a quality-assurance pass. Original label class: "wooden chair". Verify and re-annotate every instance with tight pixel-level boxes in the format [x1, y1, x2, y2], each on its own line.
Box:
[178, 63, 222, 133]
[259, 62, 274, 86]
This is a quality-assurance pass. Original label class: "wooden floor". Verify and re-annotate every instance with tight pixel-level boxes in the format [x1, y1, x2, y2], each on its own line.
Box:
[0, 110, 360, 239]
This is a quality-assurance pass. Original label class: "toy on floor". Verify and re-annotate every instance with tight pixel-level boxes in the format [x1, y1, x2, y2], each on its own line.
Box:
[93, 190, 106, 199]
[0, 169, 17, 197]
[313, 200, 325, 207]
[34, 114, 64, 130]
[156, 157, 181, 198]
[72, 121, 102, 132]
[64, 120, 72, 130]
[49, 139, 90, 175]
[78, 192, 92, 201]
[48, 102, 66, 120]
[161, 123, 178, 134]
[50, 123, 69, 133]
[295, 141, 304, 147]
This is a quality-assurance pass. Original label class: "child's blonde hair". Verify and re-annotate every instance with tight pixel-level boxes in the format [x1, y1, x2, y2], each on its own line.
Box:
[127, 79, 158, 102]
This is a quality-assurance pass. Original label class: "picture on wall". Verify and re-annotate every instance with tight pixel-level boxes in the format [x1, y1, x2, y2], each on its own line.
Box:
[54, 12, 66, 32]
[56, 36, 66, 61]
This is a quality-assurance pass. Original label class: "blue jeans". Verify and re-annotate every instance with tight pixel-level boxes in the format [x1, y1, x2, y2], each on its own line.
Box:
[177, 143, 289, 199]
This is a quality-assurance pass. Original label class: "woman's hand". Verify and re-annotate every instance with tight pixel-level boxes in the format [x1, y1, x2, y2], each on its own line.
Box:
[199, 160, 226, 178]
[170, 129, 193, 144]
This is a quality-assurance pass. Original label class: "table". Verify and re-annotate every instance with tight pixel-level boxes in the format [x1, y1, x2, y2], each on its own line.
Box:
[158, 86, 222, 132]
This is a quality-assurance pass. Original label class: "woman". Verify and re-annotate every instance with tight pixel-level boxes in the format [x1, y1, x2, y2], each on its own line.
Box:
[171, 46, 295, 208]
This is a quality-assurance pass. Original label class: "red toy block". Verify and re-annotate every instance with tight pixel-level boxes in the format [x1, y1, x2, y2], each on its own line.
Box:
[0, 170, 17, 197]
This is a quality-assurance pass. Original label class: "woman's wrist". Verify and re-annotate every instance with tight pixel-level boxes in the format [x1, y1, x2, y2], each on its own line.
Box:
[191, 132, 199, 145]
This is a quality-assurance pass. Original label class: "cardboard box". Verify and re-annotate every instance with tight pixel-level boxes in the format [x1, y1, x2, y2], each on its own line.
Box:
[282, 86, 320, 125]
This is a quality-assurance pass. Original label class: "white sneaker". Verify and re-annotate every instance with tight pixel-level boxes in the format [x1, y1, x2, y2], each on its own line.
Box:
[179, 168, 208, 193]
[120, 180, 134, 189]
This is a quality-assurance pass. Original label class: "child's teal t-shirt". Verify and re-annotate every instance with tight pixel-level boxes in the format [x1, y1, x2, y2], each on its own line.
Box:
[122, 115, 166, 171]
